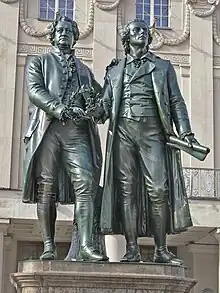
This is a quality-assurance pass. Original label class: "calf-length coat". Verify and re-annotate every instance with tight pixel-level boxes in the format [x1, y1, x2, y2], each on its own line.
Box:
[100, 52, 193, 237]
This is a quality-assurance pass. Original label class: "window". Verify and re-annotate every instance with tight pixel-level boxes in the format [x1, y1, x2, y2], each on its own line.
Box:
[136, 0, 169, 28]
[39, 0, 75, 21]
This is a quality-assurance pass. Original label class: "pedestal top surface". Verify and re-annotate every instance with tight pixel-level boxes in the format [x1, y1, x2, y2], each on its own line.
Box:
[18, 260, 187, 277]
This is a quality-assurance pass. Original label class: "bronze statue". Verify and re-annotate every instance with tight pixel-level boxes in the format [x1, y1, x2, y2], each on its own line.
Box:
[22, 14, 107, 262]
[100, 19, 208, 264]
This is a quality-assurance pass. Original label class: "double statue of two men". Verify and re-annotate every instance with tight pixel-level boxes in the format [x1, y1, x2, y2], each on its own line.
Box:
[22, 14, 201, 265]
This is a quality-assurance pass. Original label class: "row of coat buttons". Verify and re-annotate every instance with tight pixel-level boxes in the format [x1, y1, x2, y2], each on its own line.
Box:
[57, 54, 76, 98]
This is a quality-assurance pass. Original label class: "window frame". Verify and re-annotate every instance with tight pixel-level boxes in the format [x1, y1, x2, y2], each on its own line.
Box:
[38, 0, 75, 22]
[136, 0, 170, 29]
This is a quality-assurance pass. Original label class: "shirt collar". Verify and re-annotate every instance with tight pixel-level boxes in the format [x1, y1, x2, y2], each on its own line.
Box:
[126, 51, 155, 64]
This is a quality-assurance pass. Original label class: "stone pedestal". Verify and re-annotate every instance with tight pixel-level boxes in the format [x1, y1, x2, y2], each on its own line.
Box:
[10, 261, 197, 293]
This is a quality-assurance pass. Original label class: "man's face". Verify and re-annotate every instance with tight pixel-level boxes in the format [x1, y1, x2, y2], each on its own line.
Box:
[53, 20, 74, 48]
[128, 22, 150, 48]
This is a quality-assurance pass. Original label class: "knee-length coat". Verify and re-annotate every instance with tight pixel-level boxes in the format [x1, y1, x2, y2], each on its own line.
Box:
[22, 47, 102, 204]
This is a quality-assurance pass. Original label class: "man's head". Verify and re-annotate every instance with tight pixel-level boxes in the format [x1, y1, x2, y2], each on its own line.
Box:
[121, 19, 152, 54]
[48, 15, 80, 49]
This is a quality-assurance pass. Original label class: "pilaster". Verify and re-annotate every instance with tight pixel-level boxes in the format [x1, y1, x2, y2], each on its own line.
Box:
[214, 229, 220, 293]
[92, 0, 118, 175]
[189, 12, 214, 168]
[0, 219, 10, 293]
[92, 0, 118, 83]
[187, 243, 218, 293]
[3, 236, 17, 293]
[0, 1, 19, 188]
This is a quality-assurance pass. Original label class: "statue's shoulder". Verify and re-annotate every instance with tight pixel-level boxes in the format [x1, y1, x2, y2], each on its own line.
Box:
[152, 53, 171, 69]
[30, 52, 51, 62]
[105, 58, 121, 72]
[27, 52, 54, 72]
[27, 54, 42, 69]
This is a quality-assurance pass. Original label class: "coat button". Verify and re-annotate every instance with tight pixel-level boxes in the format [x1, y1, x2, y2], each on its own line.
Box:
[60, 85, 64, 89]
[58, 93, 62, 97]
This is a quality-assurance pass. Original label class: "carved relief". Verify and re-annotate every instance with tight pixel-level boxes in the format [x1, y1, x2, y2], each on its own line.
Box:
[183, 168, 216, 198]
[213, 12, 220, 46]
[94, 0, 121, 10]
[186, 0, 219, 17]
[17, 44, 93, 59]
[0, 0, 18, 3]
[160, 54, 190, 64]
[214, 56, 220, 66]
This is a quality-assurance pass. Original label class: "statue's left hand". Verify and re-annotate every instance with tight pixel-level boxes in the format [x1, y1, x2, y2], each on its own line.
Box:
[182, 133, 199, 148]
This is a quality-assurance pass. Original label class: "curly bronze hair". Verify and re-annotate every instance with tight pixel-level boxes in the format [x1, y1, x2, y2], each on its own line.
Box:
[47, 14, 80, 47]
[121, 19, 153, 55]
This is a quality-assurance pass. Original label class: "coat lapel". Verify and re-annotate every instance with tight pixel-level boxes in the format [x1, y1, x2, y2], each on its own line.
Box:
[110, 58, 126, 120]
[152, 69, 173, 135]
[152, 69, 165, 93]
[130, 60, 155, 83]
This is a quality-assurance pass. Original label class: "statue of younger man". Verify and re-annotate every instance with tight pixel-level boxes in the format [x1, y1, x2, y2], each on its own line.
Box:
[100, 19, 200, 265]
[22, 14, 106, 262]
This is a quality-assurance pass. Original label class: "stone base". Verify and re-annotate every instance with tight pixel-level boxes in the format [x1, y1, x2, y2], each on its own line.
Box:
[10, 261, 197, 293]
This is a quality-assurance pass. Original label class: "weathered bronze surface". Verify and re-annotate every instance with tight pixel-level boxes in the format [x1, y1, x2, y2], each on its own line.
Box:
[22, 14, 107, 262]
[99, 19, 209, 264]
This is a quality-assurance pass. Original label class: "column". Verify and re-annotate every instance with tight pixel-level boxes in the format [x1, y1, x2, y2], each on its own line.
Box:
[0, 2, 19, 188]
[188, 244, 218, 293]
[189, 12, 214, 168]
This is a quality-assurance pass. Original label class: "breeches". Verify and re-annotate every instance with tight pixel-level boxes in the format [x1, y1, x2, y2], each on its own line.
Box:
[114, 118, 168, 205]
[35, 119, 95, 200]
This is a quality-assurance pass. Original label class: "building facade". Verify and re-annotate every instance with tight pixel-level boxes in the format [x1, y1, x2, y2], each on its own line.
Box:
[0, 0, 220, 292]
